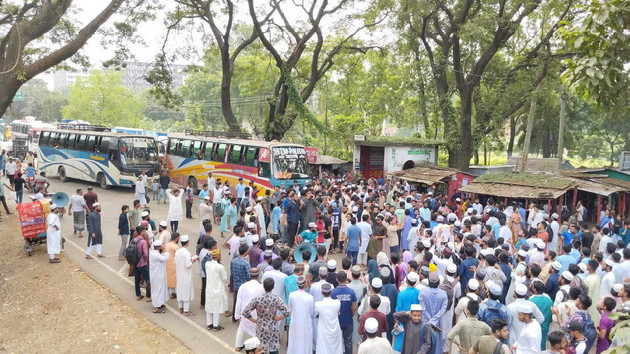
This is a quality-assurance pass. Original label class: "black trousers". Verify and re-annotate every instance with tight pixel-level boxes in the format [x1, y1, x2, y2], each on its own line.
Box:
[185, 200, 193, 218]
[286, 222, 299, 247]
[201, 277, 206, 306]
[0, 195, 9, 213]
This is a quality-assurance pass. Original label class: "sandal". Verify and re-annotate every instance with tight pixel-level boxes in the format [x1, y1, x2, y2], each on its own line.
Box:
[235, 346, 244, 352]
[152, 308, 165, 313]
[223, 311, 232, 317]
[145, 297, 152, 302]
[213, 325, 224, 332]
[85, 255, 93, 259]
[136, 296, 144, 301]
[207, 325, 214, 330]
[183, 312, 196, 316]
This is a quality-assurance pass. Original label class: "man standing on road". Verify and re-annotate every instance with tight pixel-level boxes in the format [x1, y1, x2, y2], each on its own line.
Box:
[331, 271, 357, 354]
[175, 235, 197, 316]
[212, 181, 223, 224]
[231, 244, 251, 321]
[157, 170, 170, 204]
[236, 178, 246, 210]
[117, 205, 130, 261]
[68, 188, 89, 237]
[284, 192, 300, 247]
[166, 188, 184, 232]
[157, 221, 171, 245]
[83, 186, 98, 212]
[207, 172, 215, 190]
[0, 178, 12, 215]
[165, 232, 180, 299]
[234, 268, 264, 351]
[132, 226, 151, 301]
[149, 240, 169, 313]
[242, 277, 291, 354]
[135, 176, 147, 207]
[315, 282, 343, 354]
[46, 204, 62, 264]
[5, 158, 16, 185]
[205, 249, 229, 331]
[199, 196, 212, 226]
[287, 275, 314, 354]
[86, 202, 104, 259]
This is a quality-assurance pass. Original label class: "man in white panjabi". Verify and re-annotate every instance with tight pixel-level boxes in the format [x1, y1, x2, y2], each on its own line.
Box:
[135, 176, 147, 207]
[46, 204, 62, 263]
[287, 275, 314, 354]
[205, 249, 228, 331]
[149, 240, 170, 313]
[199, 196, 212, 226]
[315, 283, 343, 354]
[512, 303, 542, 354]
[166, 188, 184, 232]
[234, 268, 264, 351]
[175, 234, 198, 315]
[358, 317, 393, 354]
[254, 197, 267, 238]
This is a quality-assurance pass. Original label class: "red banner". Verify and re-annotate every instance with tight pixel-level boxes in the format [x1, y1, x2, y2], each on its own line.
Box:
[258, 147, 270, 163]
[306, 147, 319, 163]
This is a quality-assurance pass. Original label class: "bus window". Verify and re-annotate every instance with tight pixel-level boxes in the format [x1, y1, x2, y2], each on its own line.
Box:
[258, 163, 270, 178]
[50, 132, 59, 148]
[245, 147, 258, 166]
[230, 145, 242, 164]
[40, 131, 50, 146]
[204, 142, 215, 161]
[86, 135, 97, 152]
[192, 140, 204, 159]
[67, 134, 77, 149]
[76, 134, 87, 150]
[167, 139, 178, 154]
[100, 137, 111, 152]
[180, 139, 191, 157]
[216, 143, 226, 162]
[58, 133, 68, 148]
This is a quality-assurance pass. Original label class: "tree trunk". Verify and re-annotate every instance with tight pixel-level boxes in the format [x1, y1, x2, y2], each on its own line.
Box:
[451, 88, 473, 171]
[220, 59, 240, 132]
[483, 143, 487, 165]
[507, 116, 516, 159]
[473, 148, 479, 165]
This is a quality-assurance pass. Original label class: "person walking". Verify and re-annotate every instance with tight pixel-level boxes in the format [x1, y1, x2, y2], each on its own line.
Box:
[132, 226, 151, 301]
[83, 186, 99, 212]
[149, 240, 169, 313]
[231, 244, 251, 321]
[86, 202, 104, 259]
[234, 268, 264, 351]
[117, 205, 130, 261]
[166, 188, 184, 232]
[242, 278, 290, 354]
[68, 188, 89, 237]
[157, 170, 170, 204]
[185, 181, 194, 219]
[164, 232, 180, 299]
[175, 235, 197, 316]
[205, 249, 229, 331]
[287, 275, 314, 354]
[46, 204, 62, 264]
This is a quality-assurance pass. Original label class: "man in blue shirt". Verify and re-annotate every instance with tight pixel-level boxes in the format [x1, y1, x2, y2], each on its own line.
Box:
[458, 246, 479, 294]
[345, 217, 361, 265]
[198, 183, 209, 204]
[235, 178, 246, 209]
[25, 163, 36, 178]
[298, 222, 318, 244]
[561, 224, 579, 246]
[556, 244, 576, 273]
[271, 202, 282, 237]
[331, 271, 357, 354]
[395, 272, 419, 311]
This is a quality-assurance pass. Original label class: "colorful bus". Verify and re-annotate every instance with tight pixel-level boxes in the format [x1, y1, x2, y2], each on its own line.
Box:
[165, 131, 311, 193]
[11, 117, 55, 155]
[37, 125, 161, 188]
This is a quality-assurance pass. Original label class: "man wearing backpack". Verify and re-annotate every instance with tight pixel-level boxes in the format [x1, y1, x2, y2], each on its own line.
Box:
[511, 303, 542, 353]
[566, 320, 588, 354]
[477, 282, 507, 328]
[506, 284, 544, 346]
[130, 226, 151, 301]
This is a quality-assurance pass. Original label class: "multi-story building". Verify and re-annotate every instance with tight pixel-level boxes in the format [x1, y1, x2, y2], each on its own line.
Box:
[122, 61, 188, 91]
[52, 68, 91, 93]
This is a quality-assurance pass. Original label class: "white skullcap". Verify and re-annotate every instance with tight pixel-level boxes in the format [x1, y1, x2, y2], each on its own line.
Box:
[517, 250, 528, 258]
[407, 272, 419, 283]
[515, 284, 527, 296]
[454, 220, 461, 227]
[468, 278, 480, 291]
[536, 240, 546, 249]
[308, 222, 317, 228]
[364, 317, 379, 333]
[50, 203, 58, 210]
[371, 277, 383, 288]
[141, 210, 149, 217]
[352, 206, 358, 212]
[265, 238, 274, 247]
[251, 234, 260, 243]
[551, 213, 559, 219]
[248, 222, 256, 229]
[327, 259, 337, 269]
[561, 271, 574, 282]
[422, 239, 431, 248]
[159, 220, 168, 227]
[488, 282, 502, 296]
[578, 263, 587, 272]
[244, 337, 260, 350]
[552, 261, 562, 271]
[447, 263, 457, 274]
[153, 240, 163, 247]
[245, 206, 253, 212]
[180, 234, 189, 242]
[466, 208, 473, 214]
[518, 303, 533, 314]
[604, 259, 616, 268]
[410, 304, 423, 312]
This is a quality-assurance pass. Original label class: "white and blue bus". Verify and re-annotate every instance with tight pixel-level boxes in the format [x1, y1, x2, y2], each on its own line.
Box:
[37, 126, 161, 188]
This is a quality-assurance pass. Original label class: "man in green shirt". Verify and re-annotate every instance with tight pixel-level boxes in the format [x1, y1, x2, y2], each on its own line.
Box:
[470, 318, 509, 354]
[128, 200, 141, 229]
[447, 300, 491, 353]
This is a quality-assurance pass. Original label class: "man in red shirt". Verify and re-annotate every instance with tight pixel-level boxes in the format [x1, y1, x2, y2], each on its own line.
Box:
[358, 294, 389, 341]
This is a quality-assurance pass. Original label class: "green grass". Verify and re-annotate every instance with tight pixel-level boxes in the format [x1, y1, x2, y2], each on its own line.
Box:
[475, 172, 574, 189]
[437, 151, 613, 169]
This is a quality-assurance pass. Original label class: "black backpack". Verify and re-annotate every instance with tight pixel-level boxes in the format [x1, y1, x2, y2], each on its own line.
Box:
[125, 238, 141, 266]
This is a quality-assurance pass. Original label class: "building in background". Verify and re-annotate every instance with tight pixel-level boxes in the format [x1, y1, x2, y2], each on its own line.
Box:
[353, 135, 442, 178]
[122, 61, 188, 90]
[53, 68, 91, 93]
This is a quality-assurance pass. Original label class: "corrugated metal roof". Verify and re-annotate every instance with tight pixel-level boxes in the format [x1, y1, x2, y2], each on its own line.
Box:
[459, 183, 569, 199]
[391, 166, 464, 184]
[311, 155, 350, 165]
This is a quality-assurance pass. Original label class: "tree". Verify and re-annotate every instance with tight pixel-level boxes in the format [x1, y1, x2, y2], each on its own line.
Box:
[561, 0, 629, 112]
[0, 0, 157, 120]
[247, 0, 385, 141]
[62, 70, 146, 127]
[4, 79, 67, 122]
[395, 0, 574, 170]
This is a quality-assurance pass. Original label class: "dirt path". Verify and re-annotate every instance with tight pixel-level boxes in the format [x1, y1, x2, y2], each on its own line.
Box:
[0, 213, 192, 353]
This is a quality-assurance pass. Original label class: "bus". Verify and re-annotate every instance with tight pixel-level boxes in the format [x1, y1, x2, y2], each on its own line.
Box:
[11, 117, 55, 156]
[165, 130, 311, 193]
[37, 125, 161, 188]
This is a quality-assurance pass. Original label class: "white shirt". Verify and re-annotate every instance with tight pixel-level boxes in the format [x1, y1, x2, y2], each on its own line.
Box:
[601, 271, 616, 297]
[514, 320, 542, 353]
[212, 187, 223, 203]
[207, 176, 215, 189]
[599, 235, 612, 254]
[499, 226, 512, 241]
[69, 194, 87, 212]
[5, 162, 16, 175]
[358, 337, 393, 354]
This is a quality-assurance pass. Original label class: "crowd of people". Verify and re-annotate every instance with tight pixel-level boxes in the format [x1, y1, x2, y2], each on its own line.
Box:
[45, 170, 630, 354]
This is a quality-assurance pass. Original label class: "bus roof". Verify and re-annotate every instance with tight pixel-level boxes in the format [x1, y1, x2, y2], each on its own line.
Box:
[167, 133, 304, 149]
[41, 128, 159, 139]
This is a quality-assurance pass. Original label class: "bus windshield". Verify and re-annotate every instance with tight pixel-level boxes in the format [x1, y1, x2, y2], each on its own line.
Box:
[119, 137, 159, 166]
[272, 146, 309, 180]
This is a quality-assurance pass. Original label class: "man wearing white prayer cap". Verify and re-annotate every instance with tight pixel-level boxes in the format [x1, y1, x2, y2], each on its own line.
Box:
[358, 317, 393, 354]
[149, 239, 170, 312]
[512, 302, 542, 353]
[506, 283, 544, 346]
[46, 203, 62, 263]
[244, 337, 262, 354]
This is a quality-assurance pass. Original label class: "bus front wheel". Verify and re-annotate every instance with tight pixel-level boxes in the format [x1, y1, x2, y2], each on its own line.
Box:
[98, 173, 110, 190]
[58, 167, 67, 182]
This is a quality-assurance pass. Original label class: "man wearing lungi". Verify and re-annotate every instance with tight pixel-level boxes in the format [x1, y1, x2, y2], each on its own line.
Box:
[69, 188, 90, 237]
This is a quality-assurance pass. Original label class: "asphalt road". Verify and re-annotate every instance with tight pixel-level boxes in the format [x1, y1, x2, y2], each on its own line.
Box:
[45, 177, 253, 353]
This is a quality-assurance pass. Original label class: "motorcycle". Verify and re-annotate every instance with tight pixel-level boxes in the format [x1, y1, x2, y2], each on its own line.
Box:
[26, 176, 35, 191]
